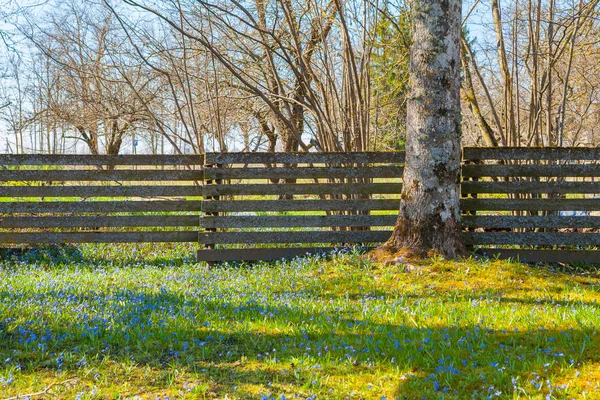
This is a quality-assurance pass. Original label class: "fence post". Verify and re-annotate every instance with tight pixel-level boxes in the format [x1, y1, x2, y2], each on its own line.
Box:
[201, 157, 222, 268]
[463, 157, 480, 252]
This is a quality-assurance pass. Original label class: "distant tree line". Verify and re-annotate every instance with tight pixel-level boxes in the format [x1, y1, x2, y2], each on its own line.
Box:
[0, 0, 598, 154]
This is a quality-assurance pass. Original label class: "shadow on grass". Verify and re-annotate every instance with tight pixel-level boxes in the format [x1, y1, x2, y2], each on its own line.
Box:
[0, 280, 598, 398]
[0, 243, 198, 267]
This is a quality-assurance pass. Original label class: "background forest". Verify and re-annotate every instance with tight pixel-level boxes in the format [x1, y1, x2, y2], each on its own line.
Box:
[0, 0, 599, 155]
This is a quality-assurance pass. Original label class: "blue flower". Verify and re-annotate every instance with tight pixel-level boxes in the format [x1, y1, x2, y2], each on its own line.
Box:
[0, 373, 14, 386]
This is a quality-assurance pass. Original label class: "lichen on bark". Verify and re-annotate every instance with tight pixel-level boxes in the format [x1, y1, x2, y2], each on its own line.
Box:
[374, 0, 465, 260]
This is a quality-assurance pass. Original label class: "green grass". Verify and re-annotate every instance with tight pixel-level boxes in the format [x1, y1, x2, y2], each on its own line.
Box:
[0, 245, 599, 399]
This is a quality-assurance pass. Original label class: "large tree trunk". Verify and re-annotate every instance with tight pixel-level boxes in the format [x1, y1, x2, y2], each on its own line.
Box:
[379, 0, 465, 259]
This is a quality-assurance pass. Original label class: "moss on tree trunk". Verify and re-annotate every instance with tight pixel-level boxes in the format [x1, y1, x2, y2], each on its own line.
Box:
[378, 0, 465, 259]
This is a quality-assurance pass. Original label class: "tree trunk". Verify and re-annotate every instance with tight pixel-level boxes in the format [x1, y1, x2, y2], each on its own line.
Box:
[379, 0, 465, 259]
[460, 40, 499, 147]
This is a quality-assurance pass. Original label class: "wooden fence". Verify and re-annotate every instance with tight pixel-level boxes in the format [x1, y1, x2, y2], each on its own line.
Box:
[199, 152, 403, 261]
[3, 149, 600, 264]
[0, 154, 204, 244]
[462, 147, 600, 263]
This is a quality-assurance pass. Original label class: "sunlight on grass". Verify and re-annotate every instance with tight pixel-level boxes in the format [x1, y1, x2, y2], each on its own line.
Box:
[0, 245, 598, 399]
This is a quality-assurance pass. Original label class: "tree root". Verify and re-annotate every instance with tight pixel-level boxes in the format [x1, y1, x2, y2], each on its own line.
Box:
[2, 378, 80, 400]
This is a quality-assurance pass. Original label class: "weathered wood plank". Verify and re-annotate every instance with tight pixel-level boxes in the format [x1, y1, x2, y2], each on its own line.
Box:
[205, 152, 404, 164]
[202, 183, 402, 197]
[0, 215, 199, 228]
[201, 199, 400, 213]
[197, 247, 374, 262]
[0, 231, 198, 244]
[474, 248, 600, 264]
[462, 164, 600, 178]
[204, 166, 403, 180]
[461, 181, 600, 194]
[1, 185, 202, 198]
[198, 230, 391, 244]
[462, 215, 600, 229]
[0, 200, 203, 213]
[460, 198, 600, 211]
[463, 147, 600, 161]
[0, 154, 204, 165]
[464, 232, 600, 245]
[200, 215, 398, 229]
[0, 169, 202, 182]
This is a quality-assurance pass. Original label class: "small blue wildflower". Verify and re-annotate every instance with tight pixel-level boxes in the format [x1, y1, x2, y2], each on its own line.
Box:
[0, 373, 14, 386]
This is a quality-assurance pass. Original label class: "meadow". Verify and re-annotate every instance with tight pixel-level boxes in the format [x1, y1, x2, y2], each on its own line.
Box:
[0, 244, 599, 399]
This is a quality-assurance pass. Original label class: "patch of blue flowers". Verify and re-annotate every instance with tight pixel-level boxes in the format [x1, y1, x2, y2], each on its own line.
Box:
[0, 244, 597, 398]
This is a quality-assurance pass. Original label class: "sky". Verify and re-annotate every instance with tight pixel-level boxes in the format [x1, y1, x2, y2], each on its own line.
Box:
[0, 0, 497, 154]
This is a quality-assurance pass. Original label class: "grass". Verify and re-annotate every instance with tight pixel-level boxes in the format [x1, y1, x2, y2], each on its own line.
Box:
[0, 245, 599, 399]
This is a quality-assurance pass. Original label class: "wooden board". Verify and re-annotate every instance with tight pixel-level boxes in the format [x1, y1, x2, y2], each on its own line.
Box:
[464, 232, 600, 245]
[205, 152, 404, 164]
[201, 199, 400, 213]
[461, 215, 600, 229]
[0, 169, 202, 182]
[203, 183, 402, 196]
[1, 185, 202, 198]
[0, 200, 203, 213]
[198, 230, 392, 244]
[460, 198, 600, 211]
[462, 164, 600, 178]
[0, 215, 199, 228]
[200, 215, 397, 229]
[203, 166, 403, 180]
[461, 181, 600, 194]
[0, 154, 204, 165]
[463, 147, 600, 161]
[0, 231, 198, 244]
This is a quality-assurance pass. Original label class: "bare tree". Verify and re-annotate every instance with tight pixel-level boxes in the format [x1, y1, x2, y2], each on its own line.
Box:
[22, 0, 154, 155]
[116, 0, 389, 152]
[461, 0, 600, 148]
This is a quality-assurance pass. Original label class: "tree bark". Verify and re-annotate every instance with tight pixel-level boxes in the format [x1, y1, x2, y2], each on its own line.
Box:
[380, 0, 465, 259]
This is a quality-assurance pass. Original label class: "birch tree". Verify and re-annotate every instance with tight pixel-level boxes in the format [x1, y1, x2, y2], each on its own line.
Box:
[378, 0, 465, 258]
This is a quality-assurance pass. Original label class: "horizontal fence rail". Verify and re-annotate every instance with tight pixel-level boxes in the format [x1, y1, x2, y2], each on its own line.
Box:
[202, 183, 403, 197]
[463, 147, 600, 160]
[201, 199, 400, 213]
[0, 215, 200, 229]
[462, 164, 600, 178]
[0, 154, 204, 244]
[204, 152, 405, 164]
[0, 154, 204, 165]
[0, 169, 202, 181]
[200, 215, 398, 229]
[3, 148, 600, 264]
